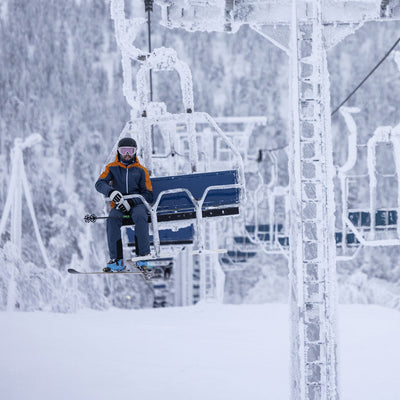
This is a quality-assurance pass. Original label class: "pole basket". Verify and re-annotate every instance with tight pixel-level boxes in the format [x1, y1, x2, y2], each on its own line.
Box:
[144, 0, 153, 12]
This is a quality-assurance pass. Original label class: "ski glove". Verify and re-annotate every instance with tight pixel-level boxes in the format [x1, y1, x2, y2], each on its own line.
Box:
[117, 199, 131, 213]
[109, 190, 131, 213]
[109, 190, 123, 204]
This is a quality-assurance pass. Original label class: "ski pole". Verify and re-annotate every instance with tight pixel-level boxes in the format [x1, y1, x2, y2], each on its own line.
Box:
[84, 214, 131, 223]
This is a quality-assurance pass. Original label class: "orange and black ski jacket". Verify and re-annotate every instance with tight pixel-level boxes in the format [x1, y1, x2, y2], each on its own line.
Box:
[95, 154, 153, 207]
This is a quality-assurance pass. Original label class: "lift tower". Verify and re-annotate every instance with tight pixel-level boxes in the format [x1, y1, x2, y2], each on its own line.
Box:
[156, 1, 400, 398]
[288, 2, 337, 398]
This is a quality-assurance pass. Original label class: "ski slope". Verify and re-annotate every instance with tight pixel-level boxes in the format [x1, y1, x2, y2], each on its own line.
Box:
[0, 303, 399, 400]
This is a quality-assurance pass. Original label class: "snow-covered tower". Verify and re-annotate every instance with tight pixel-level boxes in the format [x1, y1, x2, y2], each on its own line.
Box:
[287, 2, 338, 398]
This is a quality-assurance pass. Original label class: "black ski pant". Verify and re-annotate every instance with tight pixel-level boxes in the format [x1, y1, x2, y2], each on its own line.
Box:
[107, 204, 150, 260]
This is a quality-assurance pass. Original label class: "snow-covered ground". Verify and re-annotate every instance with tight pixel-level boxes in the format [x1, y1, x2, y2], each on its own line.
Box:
[0, 303, 399, 400]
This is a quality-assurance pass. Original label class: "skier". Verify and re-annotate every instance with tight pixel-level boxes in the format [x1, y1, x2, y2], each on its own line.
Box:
[95, 137, 153, 272]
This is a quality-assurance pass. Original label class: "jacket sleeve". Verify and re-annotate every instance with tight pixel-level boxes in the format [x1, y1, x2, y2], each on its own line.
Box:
[95, 164, 114, 197]
[132, 168, 153, 205]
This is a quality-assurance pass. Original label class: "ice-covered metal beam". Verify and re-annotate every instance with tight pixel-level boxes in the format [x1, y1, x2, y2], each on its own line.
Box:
[156, 0, 400, 32]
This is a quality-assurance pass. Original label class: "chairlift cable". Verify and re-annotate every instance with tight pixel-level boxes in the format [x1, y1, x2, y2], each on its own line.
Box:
[145, 0, 154, 102]
[144, 0, 155, 153]
[262, 144, 288, 152]
[255, 145, 288, 162]
[331, 36, 400, 116]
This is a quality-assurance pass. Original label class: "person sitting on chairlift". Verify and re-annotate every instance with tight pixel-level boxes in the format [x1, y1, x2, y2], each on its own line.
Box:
[95, 137, 153, 272]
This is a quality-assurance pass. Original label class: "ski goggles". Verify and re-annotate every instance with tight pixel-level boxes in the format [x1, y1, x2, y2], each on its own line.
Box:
[118, 146, 136, 156]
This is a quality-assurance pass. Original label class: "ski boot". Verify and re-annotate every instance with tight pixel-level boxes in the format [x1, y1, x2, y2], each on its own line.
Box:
[136, 260, 149, 272]
[136, 259, 153, 279]
[103, 259, 125, 273]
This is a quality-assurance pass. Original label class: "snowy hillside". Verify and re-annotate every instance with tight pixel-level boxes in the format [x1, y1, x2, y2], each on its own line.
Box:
[1, 303, 400, 400]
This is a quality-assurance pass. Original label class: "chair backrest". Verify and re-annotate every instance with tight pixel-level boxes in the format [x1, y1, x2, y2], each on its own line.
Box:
[348, 209, 397, 227]
[151, 169, 240, 213]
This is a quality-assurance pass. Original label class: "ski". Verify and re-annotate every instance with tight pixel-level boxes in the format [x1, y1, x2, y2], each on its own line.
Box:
[68, 268, 142, 275]
[67, 267, 154, 280]
[67, 254, 171, 279]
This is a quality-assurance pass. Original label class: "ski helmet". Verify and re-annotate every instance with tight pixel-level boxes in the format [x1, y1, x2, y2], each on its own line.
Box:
[118, 137, 137, 148]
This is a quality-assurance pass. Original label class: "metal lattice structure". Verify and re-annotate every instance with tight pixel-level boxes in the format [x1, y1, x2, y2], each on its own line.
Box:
[288, 2, 338, 398]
